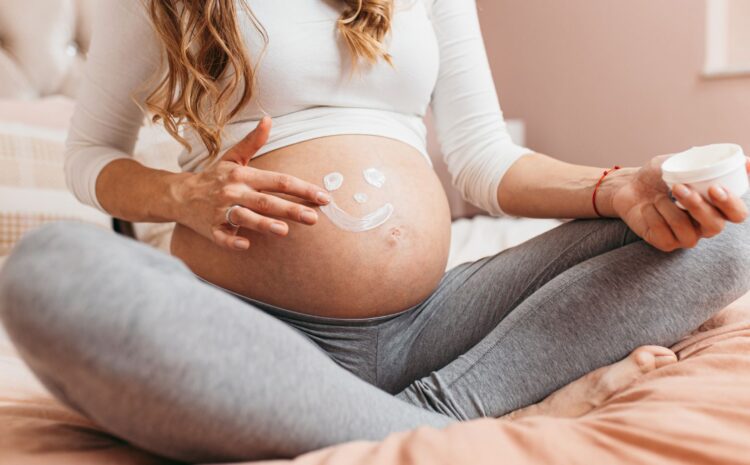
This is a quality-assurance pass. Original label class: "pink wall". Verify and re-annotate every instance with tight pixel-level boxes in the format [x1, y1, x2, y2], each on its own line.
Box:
[479, 0, 750, 167]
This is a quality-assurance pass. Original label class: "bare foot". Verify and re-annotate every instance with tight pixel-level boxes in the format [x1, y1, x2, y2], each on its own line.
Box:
[503, 345, 677, 420]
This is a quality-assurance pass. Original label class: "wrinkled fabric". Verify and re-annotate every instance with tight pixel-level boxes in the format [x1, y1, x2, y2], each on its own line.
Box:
[2, 293, 750, 465]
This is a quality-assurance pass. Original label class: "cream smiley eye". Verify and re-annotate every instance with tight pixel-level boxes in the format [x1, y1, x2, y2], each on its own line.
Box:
[363, 168, 386, 188]
[323, 172, 344, 191]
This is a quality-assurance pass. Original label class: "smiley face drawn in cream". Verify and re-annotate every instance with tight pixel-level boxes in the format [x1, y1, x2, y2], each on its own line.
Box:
[319, 168, 394, 232]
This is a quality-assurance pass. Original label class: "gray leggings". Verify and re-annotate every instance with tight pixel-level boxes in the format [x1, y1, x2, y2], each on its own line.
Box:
[1, 216, 749, 462]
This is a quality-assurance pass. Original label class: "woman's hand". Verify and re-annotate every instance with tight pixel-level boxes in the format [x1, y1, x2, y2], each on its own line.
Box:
[609, 155, 750, 252]
[172, 117, 331, 250]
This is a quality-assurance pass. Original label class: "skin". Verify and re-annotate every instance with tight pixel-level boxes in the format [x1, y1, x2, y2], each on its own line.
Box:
[98, 117, 750, 255]
[169, 129, 452, 317]
[96, 117, 750, 412]
[498, 153, 750, 252]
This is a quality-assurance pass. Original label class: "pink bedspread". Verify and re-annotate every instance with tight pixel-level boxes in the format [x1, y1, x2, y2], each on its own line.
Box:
[2, 294, 750, 465]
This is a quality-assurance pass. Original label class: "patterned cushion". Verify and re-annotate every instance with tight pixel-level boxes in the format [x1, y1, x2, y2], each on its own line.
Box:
[0, 122, 111, 259]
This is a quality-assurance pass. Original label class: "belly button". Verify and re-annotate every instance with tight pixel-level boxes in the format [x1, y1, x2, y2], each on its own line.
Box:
[388, 226, 403, 245]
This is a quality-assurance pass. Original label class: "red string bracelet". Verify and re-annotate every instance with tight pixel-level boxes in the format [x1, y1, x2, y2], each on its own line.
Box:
[592, 165, 621, 218]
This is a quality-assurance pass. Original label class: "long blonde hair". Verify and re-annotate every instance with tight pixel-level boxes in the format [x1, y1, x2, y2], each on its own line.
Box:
[145, 0, 394, 159]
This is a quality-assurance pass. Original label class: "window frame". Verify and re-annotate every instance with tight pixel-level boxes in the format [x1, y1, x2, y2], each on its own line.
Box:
[704, 0, 750, 78]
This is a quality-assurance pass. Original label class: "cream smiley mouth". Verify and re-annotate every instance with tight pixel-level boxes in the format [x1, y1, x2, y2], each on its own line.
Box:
[319, 168, 394, 233]
[320, 201, 394, 232]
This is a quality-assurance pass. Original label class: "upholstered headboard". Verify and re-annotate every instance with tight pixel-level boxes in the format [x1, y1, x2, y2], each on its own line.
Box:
[0, 0, 95, 99]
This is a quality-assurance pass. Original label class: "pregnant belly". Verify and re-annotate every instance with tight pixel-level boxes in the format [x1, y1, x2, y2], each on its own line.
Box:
[170, 135, 452, 318]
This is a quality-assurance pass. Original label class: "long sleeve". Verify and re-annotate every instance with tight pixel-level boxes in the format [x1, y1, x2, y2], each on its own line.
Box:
[429, 0, 532, 216]
[64, 0, 161, 212]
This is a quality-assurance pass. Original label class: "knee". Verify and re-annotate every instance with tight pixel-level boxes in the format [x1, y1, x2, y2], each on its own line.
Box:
[718, 218, 750, 272]
[696, 218, 750, 294]
[0, 222, 110, 347]
[4, 220, 108, 270]
[1, 221, 104, 284]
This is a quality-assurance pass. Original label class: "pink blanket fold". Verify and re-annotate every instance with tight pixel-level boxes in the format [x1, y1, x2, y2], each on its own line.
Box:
[2, 294, 750, 465]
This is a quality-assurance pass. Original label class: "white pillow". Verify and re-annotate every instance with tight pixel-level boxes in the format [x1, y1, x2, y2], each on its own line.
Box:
[447, 216, 560, 270]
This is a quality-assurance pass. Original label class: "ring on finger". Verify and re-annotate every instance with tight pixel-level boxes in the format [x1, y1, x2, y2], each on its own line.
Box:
[668, 188, 677, 204]
[225, 205, 242, 228]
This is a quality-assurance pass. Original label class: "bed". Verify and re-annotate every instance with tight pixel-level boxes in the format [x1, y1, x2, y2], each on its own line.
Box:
[2, 295, 750, 465]
[2, 2, 750, 464]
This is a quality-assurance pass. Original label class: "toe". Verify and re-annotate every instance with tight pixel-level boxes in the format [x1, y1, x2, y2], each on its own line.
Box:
[507, 346, 679, 420]
[593, 346, 677, 402]
[631, 345, 678, 372]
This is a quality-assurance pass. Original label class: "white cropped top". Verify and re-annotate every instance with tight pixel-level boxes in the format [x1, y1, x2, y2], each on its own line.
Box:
[65, 0, 532, 215]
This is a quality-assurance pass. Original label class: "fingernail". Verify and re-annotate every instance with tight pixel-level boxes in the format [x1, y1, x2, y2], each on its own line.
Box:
[270, 223, 287, 236]
[234, 239, 249, 250]
[711, 186, 728, 201]
[301, 211, 318, 224]
[317, 192, 331, 204]
[673, 184, 690, 197]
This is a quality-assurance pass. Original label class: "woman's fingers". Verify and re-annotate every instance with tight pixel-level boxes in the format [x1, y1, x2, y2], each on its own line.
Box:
[225, 205, 290, 237]
[221, 116, 273, 166]
[236, 191, 319, 225]
[213, 225, 250, 251]
[231, 167, 331, 205]
[642, 203, 679, 252]
[672, 184, 725, 238]
[707, 185, 749, 223]
[654, 196, 700, 248]
[746, 156, 750, 174]
[215, 195, 301, 249]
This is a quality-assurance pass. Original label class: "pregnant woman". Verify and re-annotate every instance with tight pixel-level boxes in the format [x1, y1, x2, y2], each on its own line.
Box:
[1, 0, 750, 462]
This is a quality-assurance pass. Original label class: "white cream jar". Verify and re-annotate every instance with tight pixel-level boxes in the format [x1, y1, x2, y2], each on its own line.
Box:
[661, 144, 749, 209]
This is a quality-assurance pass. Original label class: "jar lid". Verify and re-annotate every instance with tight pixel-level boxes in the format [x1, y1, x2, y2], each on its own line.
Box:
[662, 144, 746, 184]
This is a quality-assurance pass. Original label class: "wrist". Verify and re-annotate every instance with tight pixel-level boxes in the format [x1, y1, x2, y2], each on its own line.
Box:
[158, 171, 194, 223]
[595, 167, 637, 218]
